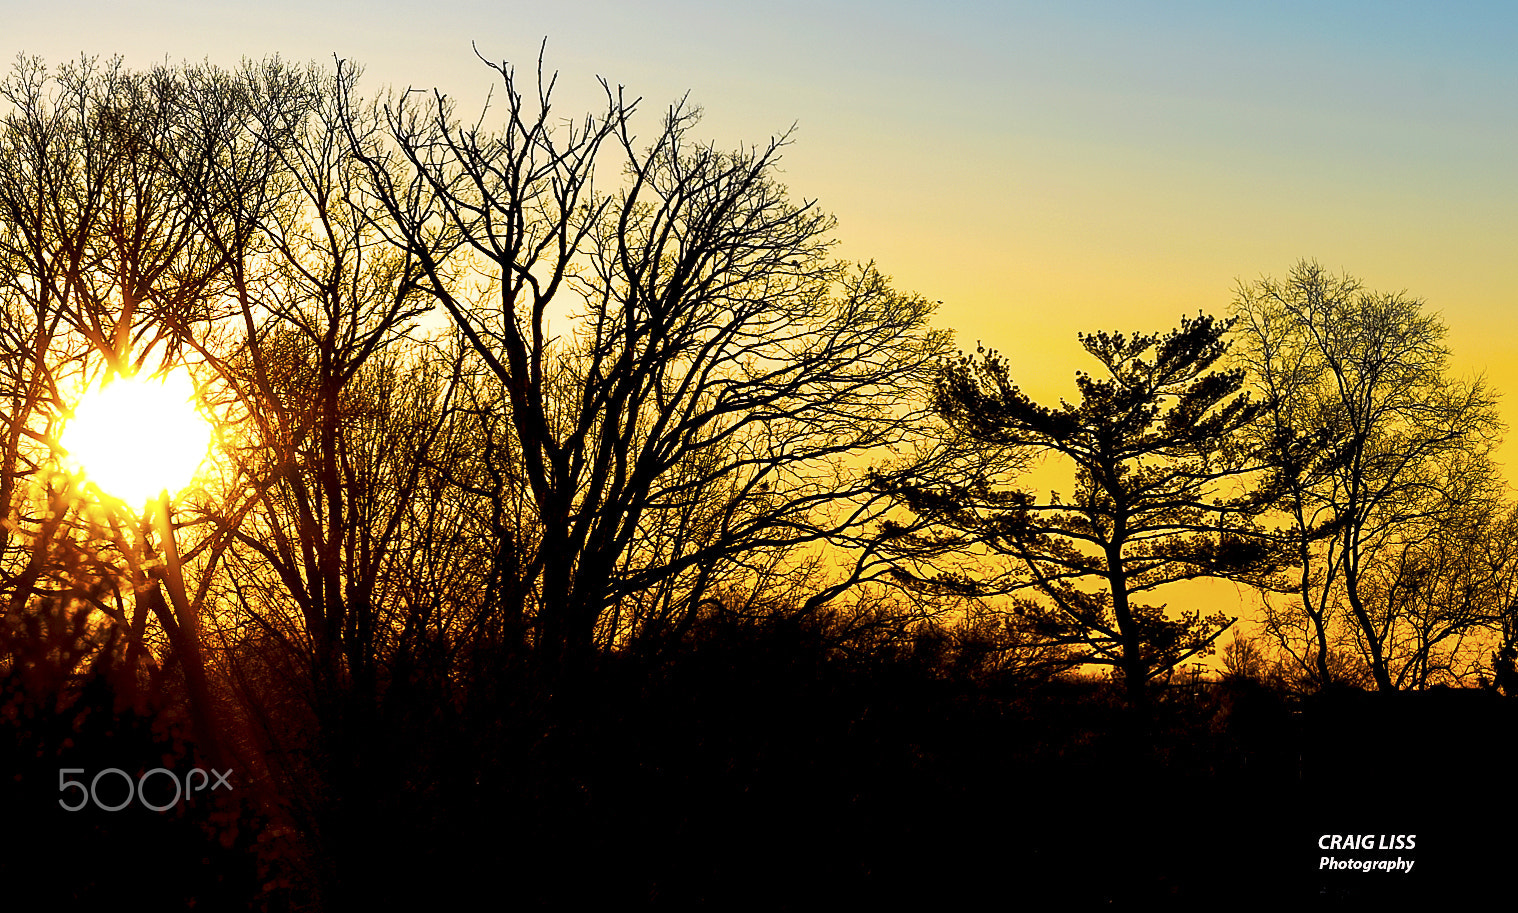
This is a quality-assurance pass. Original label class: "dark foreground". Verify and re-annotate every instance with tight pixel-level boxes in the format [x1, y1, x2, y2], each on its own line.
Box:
[4, 615, 1513, 910]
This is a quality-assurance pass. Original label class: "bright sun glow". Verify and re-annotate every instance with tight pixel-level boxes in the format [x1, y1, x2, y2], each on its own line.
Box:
[59, 368, 213, 508]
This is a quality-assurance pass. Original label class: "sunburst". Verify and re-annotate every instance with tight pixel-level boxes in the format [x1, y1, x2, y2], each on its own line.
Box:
[59, 367, 213, 508]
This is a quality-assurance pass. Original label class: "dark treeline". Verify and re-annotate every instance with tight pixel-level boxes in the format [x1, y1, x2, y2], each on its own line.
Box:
[2, 53, 1516, 909]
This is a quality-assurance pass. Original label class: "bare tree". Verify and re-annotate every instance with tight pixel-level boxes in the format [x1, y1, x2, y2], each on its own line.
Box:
[1232, 259, 1503, 691]
[184, 60, 440, 704]
[343, 52, 953, 677]
[0, 56, 257, 760]
[1367, 474, 1518, 688]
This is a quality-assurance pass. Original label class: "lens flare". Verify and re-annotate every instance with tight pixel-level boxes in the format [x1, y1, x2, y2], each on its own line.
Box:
[59, 368, 213, 508]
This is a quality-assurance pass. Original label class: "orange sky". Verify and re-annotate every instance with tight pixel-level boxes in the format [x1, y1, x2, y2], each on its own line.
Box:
[9, 1, 1518, 642]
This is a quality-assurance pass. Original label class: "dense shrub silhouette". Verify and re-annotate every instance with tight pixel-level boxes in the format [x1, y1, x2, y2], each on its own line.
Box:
[0, 606, 272, 910]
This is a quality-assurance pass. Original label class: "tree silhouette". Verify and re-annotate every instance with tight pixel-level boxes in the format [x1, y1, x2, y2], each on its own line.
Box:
[343, 51, 953, 680]
[889, 314, 1278, 707]
[12, 52, 1478, 909]
[0, 56, 260, 764]
[1232, 260, 1504, 691]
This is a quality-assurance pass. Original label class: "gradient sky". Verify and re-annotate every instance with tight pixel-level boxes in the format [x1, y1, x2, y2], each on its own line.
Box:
[10, 2, 1518, 625]
[11, 2, 1515, 400]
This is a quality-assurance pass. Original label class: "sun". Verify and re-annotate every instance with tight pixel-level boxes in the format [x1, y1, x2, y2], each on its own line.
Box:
[59, 367, 214, 509]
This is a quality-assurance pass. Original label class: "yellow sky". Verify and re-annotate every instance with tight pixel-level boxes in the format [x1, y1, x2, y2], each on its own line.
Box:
[8, 3, 1513, 408]
[9, 1, 1518, 643]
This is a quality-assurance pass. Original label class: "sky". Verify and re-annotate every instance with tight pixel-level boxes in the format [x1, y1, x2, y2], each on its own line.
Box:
[9, 1, 1518, 628]
[9, 2, 1515, 399]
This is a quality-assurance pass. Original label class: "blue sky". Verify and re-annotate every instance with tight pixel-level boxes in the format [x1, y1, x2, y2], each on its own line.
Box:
[10, 0, 1518, 629]
[9, 0, 1517, 410]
